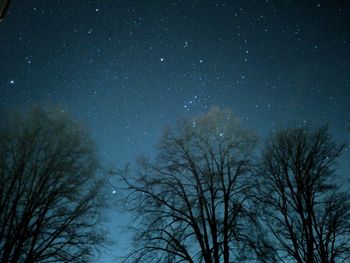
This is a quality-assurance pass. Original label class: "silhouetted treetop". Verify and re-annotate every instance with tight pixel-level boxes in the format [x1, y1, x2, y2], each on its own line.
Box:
[121, 108, 259, 263]
[0, 107, 105, 263]
[258, 126, 350, 263]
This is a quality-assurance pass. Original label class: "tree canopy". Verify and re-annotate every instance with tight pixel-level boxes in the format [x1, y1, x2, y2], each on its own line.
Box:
[119, 109, 350, 263]
[0, 108, 105, 263]
[121, 108, 259, 263]
[258, 126, 350, 263]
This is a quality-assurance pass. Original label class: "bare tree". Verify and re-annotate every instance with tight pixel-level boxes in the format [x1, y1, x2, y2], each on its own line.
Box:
[259, 126, 350, 263]
[0, 108, 105, 263]
[121, 108, 259, 263]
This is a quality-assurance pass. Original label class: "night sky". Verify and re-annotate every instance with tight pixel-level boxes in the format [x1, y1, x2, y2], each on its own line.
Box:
[1, 0, 350, 261]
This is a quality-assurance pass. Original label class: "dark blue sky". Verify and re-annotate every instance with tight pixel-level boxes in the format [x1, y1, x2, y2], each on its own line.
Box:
[1, 0, 349, 261]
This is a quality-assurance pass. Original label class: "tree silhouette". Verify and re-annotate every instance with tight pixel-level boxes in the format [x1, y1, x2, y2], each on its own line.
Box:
[0, 108, 105, 263]
[259, 126, 350, 263]
[121, 108, 259, 263]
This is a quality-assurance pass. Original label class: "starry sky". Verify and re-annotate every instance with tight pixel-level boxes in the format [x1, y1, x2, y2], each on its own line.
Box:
[0, 0, 350, 261]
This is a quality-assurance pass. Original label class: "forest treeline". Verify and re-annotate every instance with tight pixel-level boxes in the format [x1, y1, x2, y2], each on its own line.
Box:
[0, 107, 349, 263]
